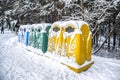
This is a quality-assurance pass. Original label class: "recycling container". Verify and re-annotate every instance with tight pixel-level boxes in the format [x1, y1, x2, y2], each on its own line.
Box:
[41, 23, 51, 53]
[35, 24, 42, 48]
[32, 26, 37, 48]
[47, 20, 93, 73]
[28, 26, 34, 46]
[18, 25, 25, 43]
[25, 25, 31, 46]
[35, 23, 51, 53]
[41, 32, 48, 53]
[27, 23, 51, 53]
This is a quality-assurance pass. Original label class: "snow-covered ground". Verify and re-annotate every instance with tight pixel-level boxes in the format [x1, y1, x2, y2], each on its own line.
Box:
[0, 29, 120, 80]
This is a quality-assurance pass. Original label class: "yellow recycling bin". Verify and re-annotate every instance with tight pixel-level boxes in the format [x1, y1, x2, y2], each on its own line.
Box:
[48, 22, 63, 54]
[47, 20, 94, 73]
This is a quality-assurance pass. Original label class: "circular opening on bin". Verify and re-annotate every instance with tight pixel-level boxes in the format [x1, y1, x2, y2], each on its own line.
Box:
[24, 28, 26, 32]
[53, 27, 60, 32]
[65, 27, 74, 33]
[38, 29, 41, 32]
[32, 28, 34, 31]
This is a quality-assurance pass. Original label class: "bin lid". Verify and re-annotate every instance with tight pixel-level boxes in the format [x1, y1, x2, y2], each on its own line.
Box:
[39, 23, 51, 33]
[64, 20, 88, 29]
[40, 23, 51, 29]
[64, 20, 90, 34]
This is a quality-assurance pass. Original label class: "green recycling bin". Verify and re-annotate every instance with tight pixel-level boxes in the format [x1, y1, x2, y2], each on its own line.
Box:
[33, 27, 37, 48]
[46, 25, 51, 34]
[28, 26, 34, 46]
[28, 24, 37, 48]
[28, 23, 51, 53]
[41, 32, 48, 53]
[36, 25, 42, 49]
[34, 23, 51, 53]
[40, 23, 51, 53]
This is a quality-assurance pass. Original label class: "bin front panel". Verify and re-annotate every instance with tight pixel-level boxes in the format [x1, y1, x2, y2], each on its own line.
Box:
[80, 24, 92, 61]
[41, 33, 48, 53]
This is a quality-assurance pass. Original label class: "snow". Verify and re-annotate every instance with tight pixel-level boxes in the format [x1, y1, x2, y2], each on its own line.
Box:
[45, 52, 94, 69]
[114, 0, 120, 5]
[0, 29, 120, 80]
[61, 0, 73, 4]
[10, 20, 17, 25]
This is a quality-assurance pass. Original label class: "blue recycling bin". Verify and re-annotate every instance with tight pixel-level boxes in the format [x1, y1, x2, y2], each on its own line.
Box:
[25, 31, 29, 46]
[18, 25, 25, 43]
[25, 25, 31, 46]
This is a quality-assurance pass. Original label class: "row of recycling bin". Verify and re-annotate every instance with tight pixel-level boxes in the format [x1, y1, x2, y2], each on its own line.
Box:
[18, 21, 92, 59]
[18, 21, 93, 73]
[18, 23, 51, 53]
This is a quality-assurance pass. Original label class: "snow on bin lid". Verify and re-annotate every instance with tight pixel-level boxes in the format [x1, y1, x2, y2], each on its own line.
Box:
[37, 24, 42, 29]
[64, 20, 88, 29]
[19, 24, 32, 32]
[76, 21, 89, 30]
[51, 21, 67, 29]
[64, 20, 89, 34]
[32, 23, 51, 29]
[26, 24, 32, 31]
[32, 24, 42, 29]
[37, 23, 51, 33]
[64, 20, 78, 28]
[41, 23, 51, 29]
[20, 25, 27, 29]
[51, 21, 63, 28]
[42, 23, 51, 27]
[51, 20, 89, 29]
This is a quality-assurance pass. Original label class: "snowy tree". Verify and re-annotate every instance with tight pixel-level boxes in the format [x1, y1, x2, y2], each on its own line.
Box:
[0, 0, 120, 55]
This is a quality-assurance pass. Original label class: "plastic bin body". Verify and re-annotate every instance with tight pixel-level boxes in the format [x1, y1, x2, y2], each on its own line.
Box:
[28, 31, 34, 46]
[25, 25, 31, 46]
[22, 23, 51, 53]
[18, 25, 25, 43]
[33, 29, 37, 48]
[36, 32, 41, 48]
[48, 21, 93, 66]
[25, 31, 29, 46]
[41, 32, 48, 53]
[35, 24, 51, 53]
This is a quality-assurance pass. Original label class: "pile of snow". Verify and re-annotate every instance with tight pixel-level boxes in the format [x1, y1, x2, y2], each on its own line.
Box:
[0, 29, 120, 80]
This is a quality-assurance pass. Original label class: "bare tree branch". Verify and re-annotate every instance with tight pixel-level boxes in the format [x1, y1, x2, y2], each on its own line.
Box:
[93, 22, 120, 54]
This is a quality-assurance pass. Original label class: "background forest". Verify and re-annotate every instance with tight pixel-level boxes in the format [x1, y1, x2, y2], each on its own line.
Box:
[0, 0, 120, 59]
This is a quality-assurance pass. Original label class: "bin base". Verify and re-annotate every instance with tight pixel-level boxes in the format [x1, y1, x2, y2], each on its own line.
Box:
[61, 61, 94, 73]
[44, 52, 94, 73]
[20, 45, 94, 73]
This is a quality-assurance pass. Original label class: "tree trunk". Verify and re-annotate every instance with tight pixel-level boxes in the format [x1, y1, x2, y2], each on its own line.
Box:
[81, 0, 84, 20]
[77, 0, 80, 4]
[96, 31, 99, 47]
[95, 25, 99, 47]
[113, 29, 116, 49]
[93, 34, 96, 45]
[108, 24, 110, 51]
[119, 34, 120, 47]
[93, 22, 119, 54]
